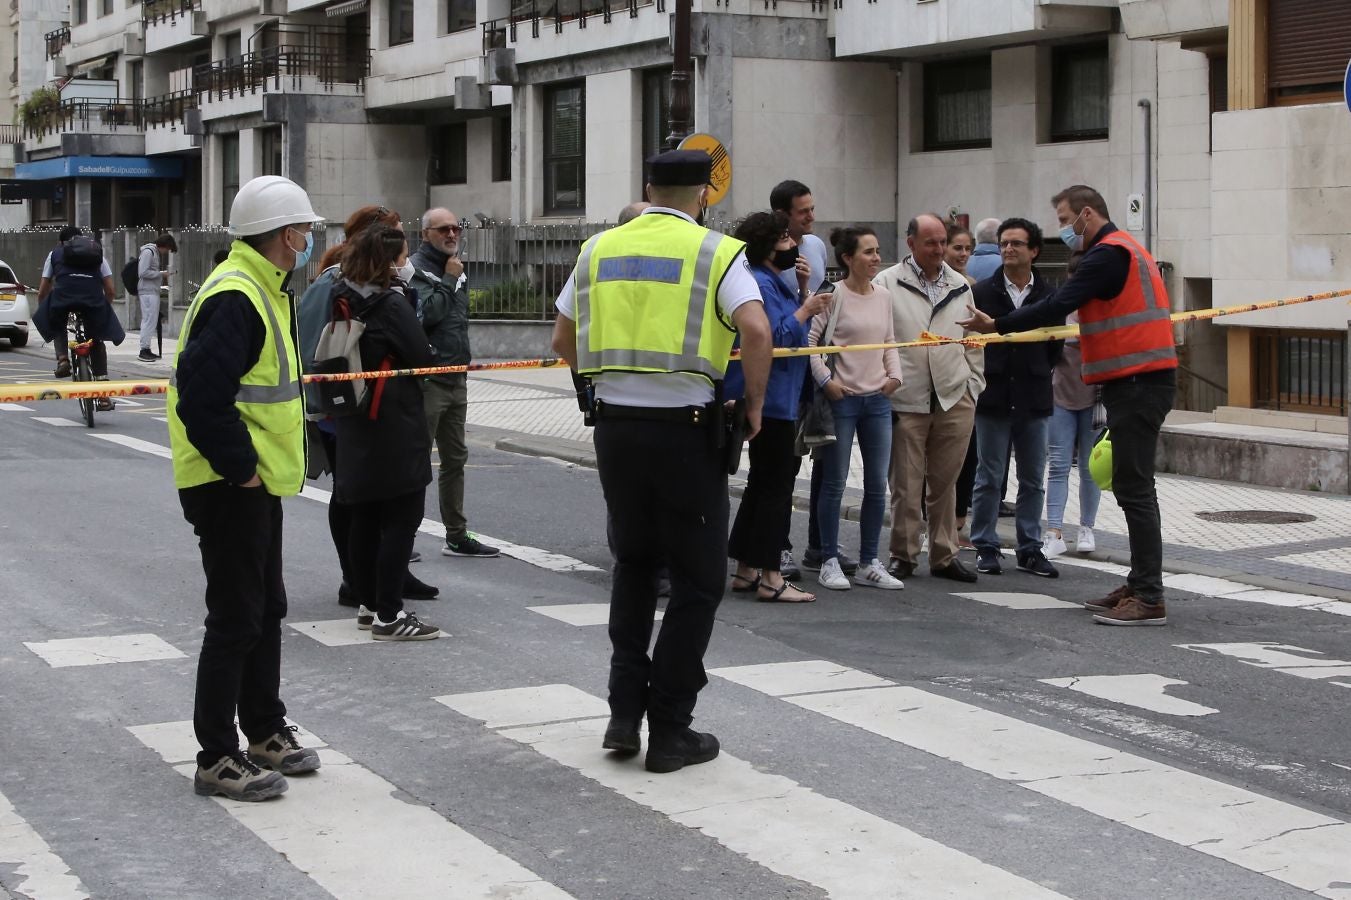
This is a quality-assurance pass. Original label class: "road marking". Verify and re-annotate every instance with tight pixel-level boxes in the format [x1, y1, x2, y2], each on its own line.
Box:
[712, 660, 1351, 899]
[1178, 642, 1351, 688]
[710, 659, 892, 696]
[528, 603, 661, 627]
[950, 591, 1079, 610]
[88, 433, 173, 458]
[111, 397, 143, 407]
[0, 402, 33, 411]
[438, 685, 611, 728]
[437, 685, 1072, 899]
[23, 633, 186, 668]
[31, 416, 81, 427]
[128, 719, 576, 900]
[1039, 674, 1219, 717]
[287, 619, 375, 647]
[1161, 573, 1260, 597]
[0, 787, 90, 899]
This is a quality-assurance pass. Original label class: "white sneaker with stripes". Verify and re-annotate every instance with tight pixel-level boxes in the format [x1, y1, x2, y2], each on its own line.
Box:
[370, 610, 441, 641]
[853, 559, 905, 590]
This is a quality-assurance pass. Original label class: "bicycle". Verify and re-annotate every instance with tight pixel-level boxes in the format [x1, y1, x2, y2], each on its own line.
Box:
[66, 310, 110, 427]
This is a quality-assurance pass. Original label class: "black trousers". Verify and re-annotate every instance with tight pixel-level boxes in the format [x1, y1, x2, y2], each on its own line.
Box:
[729, 418, 798, 571]
[51, 310, 109, 377]
[347, 487, 426, 621]
[1102, 370, 1175, 605]
[595, 417, 728, 733]
[954, 430, 978, 519]
[319, 429, 354, 584]
[180, 481, 288, 768]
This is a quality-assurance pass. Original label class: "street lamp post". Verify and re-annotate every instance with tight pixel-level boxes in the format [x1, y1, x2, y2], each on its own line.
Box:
[665, 0, 692, 150]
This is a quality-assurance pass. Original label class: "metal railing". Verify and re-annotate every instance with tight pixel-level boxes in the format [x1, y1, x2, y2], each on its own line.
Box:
[142, 0, 199, 25]
[195, 43, 370, 99]
[22, 99, 143, 138]
[45, 26, 71, 60]
[1176, 364, 1229, 414]
[711, 0, 829, 8]
[492, 0, 663, 43]
[141, 90, 197, 128]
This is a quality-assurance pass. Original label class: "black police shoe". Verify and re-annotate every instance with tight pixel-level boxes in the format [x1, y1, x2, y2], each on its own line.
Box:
[931, 558, 978, 583]
[645, 728, 720, 774]
[403, 572, 440, 600]
[602, 717, 641, 755]
[338, 580, 359, 608]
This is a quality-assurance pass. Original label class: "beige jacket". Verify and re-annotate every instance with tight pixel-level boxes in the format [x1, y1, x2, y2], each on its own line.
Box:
[874, 258, 985, 415]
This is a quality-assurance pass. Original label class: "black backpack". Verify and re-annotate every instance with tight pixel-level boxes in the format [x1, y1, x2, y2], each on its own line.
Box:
[121, 257, 139, 295]
[61, 235, 103, 270]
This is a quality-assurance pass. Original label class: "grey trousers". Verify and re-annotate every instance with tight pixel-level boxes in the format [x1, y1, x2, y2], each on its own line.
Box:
[138, 290, 160, 352]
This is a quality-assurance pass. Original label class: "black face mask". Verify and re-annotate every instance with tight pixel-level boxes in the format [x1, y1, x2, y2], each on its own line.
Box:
[772, 246, 800, 272]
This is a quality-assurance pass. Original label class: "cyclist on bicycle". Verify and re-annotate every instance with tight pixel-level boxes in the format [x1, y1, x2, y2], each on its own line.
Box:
[35, 226, 124, 411]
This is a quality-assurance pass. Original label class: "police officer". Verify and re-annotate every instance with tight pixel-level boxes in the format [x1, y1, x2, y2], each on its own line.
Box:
[552, 150, 772, 773]
[167, 175, 324, 801]
[960, 184, 1177, 626]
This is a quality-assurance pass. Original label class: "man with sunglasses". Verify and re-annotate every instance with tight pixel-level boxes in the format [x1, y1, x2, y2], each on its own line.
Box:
[411, 207, 499, 559]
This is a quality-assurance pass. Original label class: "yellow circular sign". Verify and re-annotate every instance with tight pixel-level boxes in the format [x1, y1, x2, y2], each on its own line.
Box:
[678, 132, 732, 206]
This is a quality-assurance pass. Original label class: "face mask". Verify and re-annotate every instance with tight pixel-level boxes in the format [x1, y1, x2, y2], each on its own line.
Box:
[772, 246, 799, 272]
[1059, 209, 1086, 252]
[393, 261, 415, 283]
[288, 228, 314, 271]
[695, 202, 707, 227]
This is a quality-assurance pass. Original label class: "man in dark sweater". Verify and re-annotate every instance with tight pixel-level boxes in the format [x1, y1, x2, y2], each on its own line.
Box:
[410, 207, 499, 559]
[968, 218, 1062, 579]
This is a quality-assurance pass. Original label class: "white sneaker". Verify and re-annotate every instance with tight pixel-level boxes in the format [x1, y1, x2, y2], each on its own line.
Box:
[817, 558, 851, 591]
[1076, 528, 1096, 553]
[853, 559, 904, 590]
[1043, 532, 1068, 559]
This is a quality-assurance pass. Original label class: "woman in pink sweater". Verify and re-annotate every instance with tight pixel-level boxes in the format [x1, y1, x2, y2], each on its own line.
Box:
[807, 227, 904, 591]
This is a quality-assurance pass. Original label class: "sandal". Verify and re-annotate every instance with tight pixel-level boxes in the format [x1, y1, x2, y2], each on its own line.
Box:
[757, 581, 816, 603]
[730, 572, 761, 593]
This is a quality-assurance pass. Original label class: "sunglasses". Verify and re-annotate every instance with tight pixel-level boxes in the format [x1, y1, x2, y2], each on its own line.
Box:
[429, 224, 463, 236]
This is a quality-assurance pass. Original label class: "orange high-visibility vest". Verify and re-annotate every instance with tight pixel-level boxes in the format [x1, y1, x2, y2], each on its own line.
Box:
[1077, 230, 1177, 385]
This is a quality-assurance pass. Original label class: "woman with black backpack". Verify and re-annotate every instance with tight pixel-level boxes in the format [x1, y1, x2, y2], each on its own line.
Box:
[331, 225, 441, 641]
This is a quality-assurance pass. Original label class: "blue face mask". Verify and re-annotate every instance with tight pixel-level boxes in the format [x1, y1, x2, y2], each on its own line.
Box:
[289, 228, 314, 271]
[1059, 210, 1085, 252]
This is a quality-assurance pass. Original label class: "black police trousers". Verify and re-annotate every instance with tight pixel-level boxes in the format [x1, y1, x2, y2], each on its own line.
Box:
[594, 416, 729, 733]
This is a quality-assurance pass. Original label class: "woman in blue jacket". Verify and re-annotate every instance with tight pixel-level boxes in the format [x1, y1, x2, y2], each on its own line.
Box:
[725, 211, 832, 602]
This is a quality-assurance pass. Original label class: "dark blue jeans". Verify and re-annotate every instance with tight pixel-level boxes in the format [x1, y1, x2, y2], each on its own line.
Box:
[817, 391, 892, 565]
[1102, 371, 1175, 605]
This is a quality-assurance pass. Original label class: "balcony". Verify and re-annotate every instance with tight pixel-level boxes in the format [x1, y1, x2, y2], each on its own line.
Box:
[194, 28, 370, 121]
[1118, 0, 1228, 43]
[45, 26, 71, 61]
[143, 0, 208, 53]
[833, 0, 1114, 59]
[143, 91, 201, 155]
[20, 98, 147, 155]
[143, 0, 199, 22]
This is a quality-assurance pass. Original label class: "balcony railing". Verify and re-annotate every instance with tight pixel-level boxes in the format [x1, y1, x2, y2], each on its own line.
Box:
[194, 44, 370, 100]
[0, 124, 22, 144]
[22, 98, 143, 139]
[143, 0, 200, 25]
[45, 26, 71, 60]
[141, 90, 197, 128]
[486, 0, 662, 46]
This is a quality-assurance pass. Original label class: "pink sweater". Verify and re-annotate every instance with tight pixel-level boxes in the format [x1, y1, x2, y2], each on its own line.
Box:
[808, 281, 902, 393]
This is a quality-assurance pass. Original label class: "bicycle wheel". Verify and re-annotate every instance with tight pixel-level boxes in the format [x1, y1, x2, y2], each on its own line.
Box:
[75, 354, 95, 428]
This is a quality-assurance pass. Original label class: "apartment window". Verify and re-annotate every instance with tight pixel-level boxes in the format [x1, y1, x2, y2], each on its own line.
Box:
[223, 31, 243, 64]
[389, 0, 415, 47]
[260, 127, 283, 177]
[1268, 0, 1351, 104]
[221, 133, 240, 220]
[73, 0, 88, 25]
[100, 0, 113, 16]
[492, 115, 511, 182]
[544, 82, 585, 214]
[446, 0, 474, 34]
[1050, 42, 1109, 142]
[1254, 330, 1347, 416]
[430, 122, 467, 185]
[923, 56, 991, 151]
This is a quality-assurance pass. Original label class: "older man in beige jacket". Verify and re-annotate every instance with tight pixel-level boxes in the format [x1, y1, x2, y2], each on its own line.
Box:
[875, 214, 985, 582]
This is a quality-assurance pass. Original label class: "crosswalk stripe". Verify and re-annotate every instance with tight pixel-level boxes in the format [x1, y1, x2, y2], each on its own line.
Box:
[23, 633, 186, 667]
[31, 417, 81, 427]
[437, 684, 1072, 899]
[951, 591, 1079, 610]
[711, 661, 1351, 898]
[128, 720, 577, 900]
[287, 619, 375, 646]
[0, 402, 33, 411]
[88, 433, 173, 458]
[0, 786, 90, 899]
[528, 603, 662, 627]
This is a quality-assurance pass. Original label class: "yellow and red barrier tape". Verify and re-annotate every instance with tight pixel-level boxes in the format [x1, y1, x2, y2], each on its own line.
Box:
[2, 288, 1347, 404]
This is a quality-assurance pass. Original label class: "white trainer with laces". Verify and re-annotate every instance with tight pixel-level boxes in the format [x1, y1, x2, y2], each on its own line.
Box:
[817, 558, 851, 591]
[1077, 527, 1096, 553]
[1043, 532, 1068, 559]
[853, 559, 905, 590]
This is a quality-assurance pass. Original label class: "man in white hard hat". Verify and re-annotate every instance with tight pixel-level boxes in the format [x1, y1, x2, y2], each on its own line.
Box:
[166, 175, 324, 801]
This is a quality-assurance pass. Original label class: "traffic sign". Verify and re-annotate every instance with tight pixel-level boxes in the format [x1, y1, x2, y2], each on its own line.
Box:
[677, 132, 731, 206]
[1345, 59, 1351, 114]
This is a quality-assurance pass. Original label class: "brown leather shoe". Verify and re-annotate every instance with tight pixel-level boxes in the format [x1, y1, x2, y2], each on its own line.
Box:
[1084, 584, 1132, 612]
[1093, 595, 1167, 626]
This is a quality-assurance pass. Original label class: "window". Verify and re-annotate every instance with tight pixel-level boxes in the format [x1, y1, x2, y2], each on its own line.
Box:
[73, 0, 88, 25]
[1254, 330, 1347, 415]
[223, 31, 242, 64]
[1207, 53, 1227, 151]
[922, 56, 991, 151]
[641, 68, 683, 165]
[100, 0, 113, 16]
[544, 82, 585, 214]
[1268, 0, 1351, 104]
[389, 0, 414, 47]
[221, 132, 240, 221]
[1049, 43, 1109, 142]
[260, 127, 283, 177]
[446, 0, 474, 34]
[492, 115, 511, 182]
[430, 122, 467, 184]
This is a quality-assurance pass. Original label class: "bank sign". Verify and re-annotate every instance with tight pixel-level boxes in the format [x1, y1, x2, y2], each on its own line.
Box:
[14, 156, 184, 181]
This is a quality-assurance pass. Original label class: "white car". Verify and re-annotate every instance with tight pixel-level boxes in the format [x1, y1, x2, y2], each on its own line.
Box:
[0, 258, 32, 348]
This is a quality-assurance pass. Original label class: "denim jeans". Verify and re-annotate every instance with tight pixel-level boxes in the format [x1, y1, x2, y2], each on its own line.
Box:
[1046, 404, 1101, 531]
[1102, 372, 1175, 605]
[970, 413, 1049, 556]
[817, 391, 892, 564]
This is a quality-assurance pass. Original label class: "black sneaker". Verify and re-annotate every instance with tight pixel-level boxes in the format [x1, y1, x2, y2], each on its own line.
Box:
[338, 580, 359, 608]
[193, 752, 288, 801]
[602, 716, 641, 755]
[408, 550, 422, 563]
[778, 550, 801, 581]
[356, 605, 375, 630]
[54, 358, 71, 378]
[976, 550, 1002, 575]
[248, 725, 321, 775]
[403, 572, 439, 600]
[371, 610, 441, 641]
[645, 728, 720, 774]
[1016, 551, 1059, 578]
[138, 349, 157, 362]
[800, 548, 857, 575]
[442, 533, 500, 558]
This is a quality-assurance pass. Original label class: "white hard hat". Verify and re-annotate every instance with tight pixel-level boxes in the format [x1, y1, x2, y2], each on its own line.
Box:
[228, 175, 324, 237]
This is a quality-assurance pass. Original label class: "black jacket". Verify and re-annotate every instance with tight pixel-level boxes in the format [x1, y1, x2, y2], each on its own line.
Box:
[972, 267, 1062, 417]
[409, 242, 470, 376]
[332, 282, 434, 505]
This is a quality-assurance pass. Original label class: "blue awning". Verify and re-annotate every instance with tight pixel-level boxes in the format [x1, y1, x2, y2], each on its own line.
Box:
[14, 156, 184, 180]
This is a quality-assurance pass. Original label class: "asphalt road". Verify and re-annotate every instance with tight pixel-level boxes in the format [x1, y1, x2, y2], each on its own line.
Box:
[1, 345, 1349, 900]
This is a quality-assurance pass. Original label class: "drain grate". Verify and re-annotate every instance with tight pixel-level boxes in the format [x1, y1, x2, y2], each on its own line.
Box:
[1195, 510, 1316, 525]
